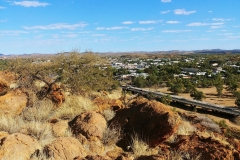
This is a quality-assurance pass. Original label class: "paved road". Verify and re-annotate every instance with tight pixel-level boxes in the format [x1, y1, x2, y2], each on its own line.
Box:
[122, 86, 240, 116]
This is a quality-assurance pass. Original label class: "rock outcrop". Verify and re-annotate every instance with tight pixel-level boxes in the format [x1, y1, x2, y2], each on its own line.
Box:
[0, 133, 40, 160]
[45, 137, 87, 159]
[110, 97, 181, 147]
[0, 89, 28, 115]
[94, 97, 124, 112]
[69, 111, 107, 141]
[172, 134, 240, 160]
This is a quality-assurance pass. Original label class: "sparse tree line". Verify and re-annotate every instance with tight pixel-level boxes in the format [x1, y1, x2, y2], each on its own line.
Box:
[0, 51, 119, 105]
[127, 54, 240, 106]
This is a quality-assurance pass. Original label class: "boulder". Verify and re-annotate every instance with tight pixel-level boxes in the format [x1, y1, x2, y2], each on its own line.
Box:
[109, 97, 181, 147]
[0, 89, 28, 116]
[45, 137, 87, 160]
[69, 111, 107, 141]
[51, 120, 69, 137]
[0, 131, 9, 141]
[0, 133, 40, 160]
[0, 81, 9, 96]
[93, 97, 124, 112]
[172, 134, 240, 160]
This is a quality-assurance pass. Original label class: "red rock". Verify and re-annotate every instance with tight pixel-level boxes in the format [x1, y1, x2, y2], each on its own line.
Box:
[45, 137, 87, 160]
[109, 97, 181, 147]
[0, 89, 28, 115]
[69, 111, 107, 141]
[0, 133, 40, 160]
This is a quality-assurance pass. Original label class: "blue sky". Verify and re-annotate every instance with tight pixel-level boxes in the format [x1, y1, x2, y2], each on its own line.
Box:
[0, 0, 240, 54]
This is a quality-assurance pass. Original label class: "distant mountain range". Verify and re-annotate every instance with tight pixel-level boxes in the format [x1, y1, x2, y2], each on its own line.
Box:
[1, 49, 240, 58]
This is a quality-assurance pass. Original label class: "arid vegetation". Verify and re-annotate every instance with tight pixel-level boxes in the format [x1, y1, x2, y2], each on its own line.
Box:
[1, 52, 240, 159]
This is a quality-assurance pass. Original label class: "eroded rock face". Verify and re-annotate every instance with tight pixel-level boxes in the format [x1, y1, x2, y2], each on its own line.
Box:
[172, 134, 240, 160]
[51, 120, 69, 137]
[93, 97, 124, 112]
[0, 81, 9, 96]
[109, 97, 181, 147]
[45, 137, 87, 160]
[0, 89, 28, 115]
[69, 111, 107, 141]
[0, 133, 41, 160]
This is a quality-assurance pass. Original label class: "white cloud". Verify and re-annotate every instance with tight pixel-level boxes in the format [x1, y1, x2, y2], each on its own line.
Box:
[131, 27, 154, 31]
[174, 9, 196, 15]
[13, 1, 50, 7]
[209, 11, 213, 13]
[161, 0, 171, 3]
[139, 20, 162, 24]
[160, 10, 171, 14]
[0, 30, 29, 36]
[217, 33, 233, 36]
[139, 21, 157, 24]
[161, 10, 171, 14]
[212, 18, 233, 21]
[0, 6, 6, 9]
[95, 26, 128, 30]
[162, 30, 192, 33]
[211, 25, 224, 29]
[187, 22, 224, 27]
[187, 22, 209, 26]
[23, 23, 88, 30]
[121, 21, 134, 24]
[62, 34, 79, 38]
[91, 34, 106, 37]
[0, 19, 7, 22]
[166, 21, 180, 24]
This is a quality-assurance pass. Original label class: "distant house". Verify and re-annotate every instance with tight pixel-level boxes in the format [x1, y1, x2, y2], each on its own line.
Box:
[181, 68, 199, 73]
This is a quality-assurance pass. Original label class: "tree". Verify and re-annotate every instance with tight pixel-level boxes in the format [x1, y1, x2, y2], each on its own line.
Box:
[160, 94, 172, 105]
[132, 76, 147, 88]
[190, 90, 205, 101]
[214, 74, 224, 97]
[234, 91, 240, 108]
[8, 51, 119, 97]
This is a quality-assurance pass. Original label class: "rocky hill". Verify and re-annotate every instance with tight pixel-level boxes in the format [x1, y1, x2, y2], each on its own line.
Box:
[1, 71, 240, 160]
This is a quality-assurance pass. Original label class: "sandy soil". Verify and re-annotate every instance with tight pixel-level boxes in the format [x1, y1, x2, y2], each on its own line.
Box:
[155, 86, 236, 107]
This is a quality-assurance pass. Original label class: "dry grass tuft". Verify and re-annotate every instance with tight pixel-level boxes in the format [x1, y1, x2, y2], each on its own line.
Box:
[26, 121, 55, 148]
[167, 150, 201, 160]
[102, 124, 121, 146]
[0, 115, 25, 134]
[195, 115, 222, 133]
[54, 95, 97, 120]
[102, 109, 116, 121]
[130, 133, 154, 158]
[166, 120, 196, 144]
[21, 99, 54, 122]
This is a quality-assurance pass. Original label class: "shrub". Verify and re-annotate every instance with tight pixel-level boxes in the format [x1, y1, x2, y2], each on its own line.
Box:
[167, 150, 201, 160]
[26, 121, 55, 148]
[21, 99, 54, 122]
[130, 133, 154, 158]
[102, 124, 122, 146]
[0, 115, 25, 134]
[218, 120, 228, 128]
[53, 95, 97, 120]
[102, 109, 115, 121]
[194, 115, 222, 133]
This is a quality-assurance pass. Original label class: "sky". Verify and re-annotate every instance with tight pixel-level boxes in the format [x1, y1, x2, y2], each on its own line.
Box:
[0, 0, 240, 54]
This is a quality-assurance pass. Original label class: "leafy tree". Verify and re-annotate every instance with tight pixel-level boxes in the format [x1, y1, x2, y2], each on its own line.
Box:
[168, 78, 185, 95]
[214, 74, 224, 97]
[132, 76, 147, 88]
[8, 51, 119, 97]
[190, 90, 205, 101]
[160, 94, 172, 105]
[182, 79, 196, 93]
[234, 91, 240, 108]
